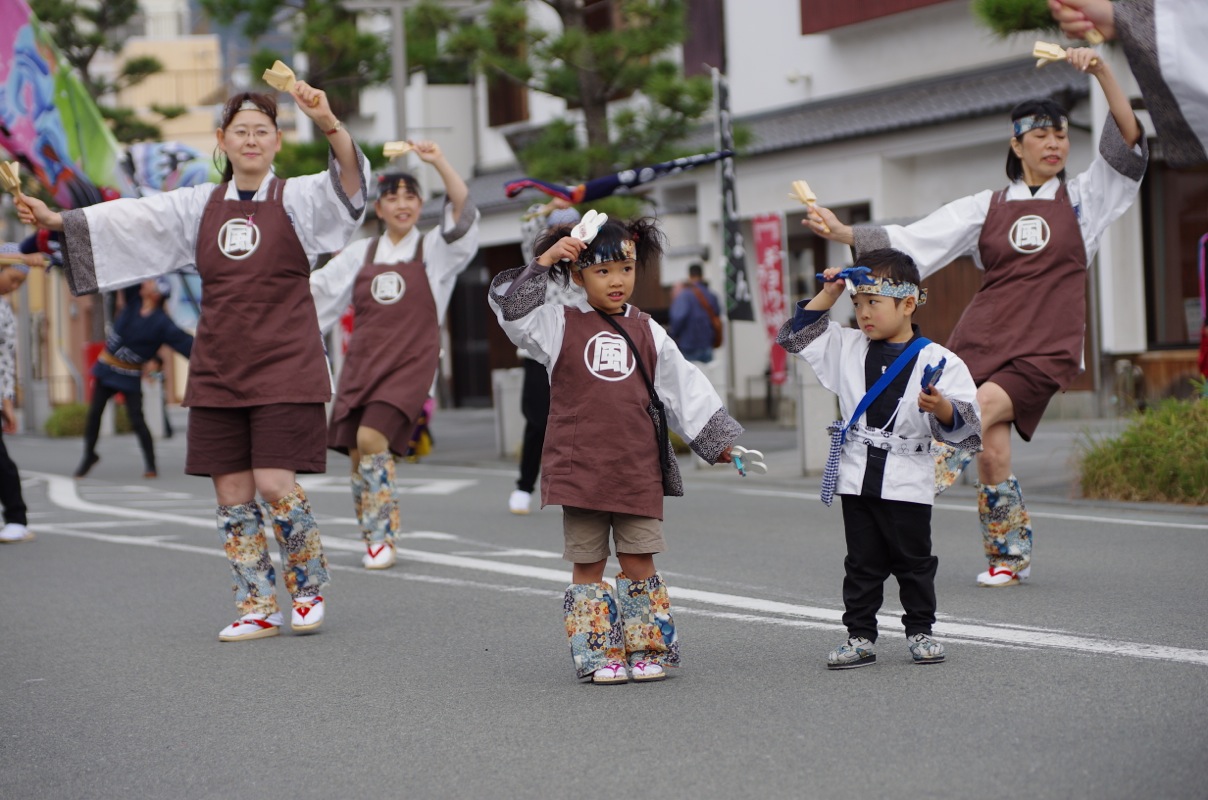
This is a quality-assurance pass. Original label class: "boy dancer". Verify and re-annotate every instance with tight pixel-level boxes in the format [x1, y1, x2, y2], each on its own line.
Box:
[777, 249, 981, 668]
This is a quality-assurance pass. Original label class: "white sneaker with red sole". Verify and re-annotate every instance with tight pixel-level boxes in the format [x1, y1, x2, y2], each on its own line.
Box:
[218, 612, 283, 642]
[291, 596, 325, 633]
[362, 542, 396, 570]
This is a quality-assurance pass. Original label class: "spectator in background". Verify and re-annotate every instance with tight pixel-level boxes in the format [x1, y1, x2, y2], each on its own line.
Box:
[669, 263, 722, 364]
[509, 199, 584, 515]
[0, 243, 34, 543]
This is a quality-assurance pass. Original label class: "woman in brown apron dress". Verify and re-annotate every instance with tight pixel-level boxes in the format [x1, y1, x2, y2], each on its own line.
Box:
[310, 144, 479, 570]
[17, 86, 369, 640]
[802, 47, 1146, 588]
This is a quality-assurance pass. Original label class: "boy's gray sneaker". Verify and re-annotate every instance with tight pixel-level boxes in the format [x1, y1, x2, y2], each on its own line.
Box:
[907, 633, 946, 664]
[827, 636, 876, 670]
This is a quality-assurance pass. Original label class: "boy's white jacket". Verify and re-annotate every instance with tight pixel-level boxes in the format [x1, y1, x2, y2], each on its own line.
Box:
[780, 316, 982, 504]
[488, 266, 740, 463]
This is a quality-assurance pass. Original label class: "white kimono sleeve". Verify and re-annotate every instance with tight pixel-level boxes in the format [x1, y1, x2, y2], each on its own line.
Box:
[282, 145, 371, 256]
[60, 184, 213, 295]
[851, 191, 994, 279]
[423, 197, 482, 325]
[650, 322, 743, 464]
[310, 237, 372, 335]
[487, 266, 566, 370]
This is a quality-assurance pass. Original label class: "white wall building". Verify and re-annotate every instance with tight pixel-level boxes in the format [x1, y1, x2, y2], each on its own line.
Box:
[348, 0, 1201, 414]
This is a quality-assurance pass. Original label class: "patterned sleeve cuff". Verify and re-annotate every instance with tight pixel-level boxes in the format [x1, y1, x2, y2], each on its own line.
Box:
[1099, 112, 1148, 182]
[328, 142, 369, 220]
[61, 209, 98, 296]
[851, 225, 890, 260]
[688, 407, 745, 464]
[776, 313, 828, 354]
[441, 195, 478, 244]
[490, 264, 548, 321]
[929, 398, 982, 452]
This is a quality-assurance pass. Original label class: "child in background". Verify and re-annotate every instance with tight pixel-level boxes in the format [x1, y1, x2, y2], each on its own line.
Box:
[488, 215, 744, 684]
[310, 144, 479, 572]
[777, 249, 982, 669]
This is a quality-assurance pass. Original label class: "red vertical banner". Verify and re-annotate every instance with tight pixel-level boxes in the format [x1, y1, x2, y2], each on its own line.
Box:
[753, 213, 788, 385]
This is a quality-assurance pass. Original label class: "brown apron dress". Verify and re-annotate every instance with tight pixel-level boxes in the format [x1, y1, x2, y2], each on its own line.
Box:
[327, 237, 439, 456]
[184, 179, 332, 474]
[947, 184, 1086, 440]
[542, 306, 666, 520]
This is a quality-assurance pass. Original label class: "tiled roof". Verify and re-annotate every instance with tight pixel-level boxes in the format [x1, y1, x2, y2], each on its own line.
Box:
[706, 57, 1091, 156]
[421, 58, 1090, 218]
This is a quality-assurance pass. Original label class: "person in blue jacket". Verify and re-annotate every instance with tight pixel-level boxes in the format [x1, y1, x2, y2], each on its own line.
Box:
[74, 279, 193, 478]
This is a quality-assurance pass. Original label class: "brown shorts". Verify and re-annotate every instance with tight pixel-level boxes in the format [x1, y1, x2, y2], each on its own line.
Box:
[984, 360, 1062, 442]
[562, 506, 665, 563]
[327, 402, 412, 456]
[186, 404, 328, 477]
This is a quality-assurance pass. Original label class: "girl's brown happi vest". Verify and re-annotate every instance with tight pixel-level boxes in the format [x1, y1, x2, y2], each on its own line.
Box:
[542, 306, 666, 520]
[185, 178, 331, 407]
[329, 237, 438, 427]
[948, 184, 1087, 391]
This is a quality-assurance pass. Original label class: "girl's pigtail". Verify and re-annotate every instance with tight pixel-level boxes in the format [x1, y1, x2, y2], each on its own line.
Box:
[627, 217, 666, 272]
[532, 223, 578, 286]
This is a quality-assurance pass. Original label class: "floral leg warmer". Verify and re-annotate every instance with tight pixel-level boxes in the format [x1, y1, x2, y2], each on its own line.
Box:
[977, 475, 1033, 571]
[358, 452, 399, 546]
[217, 500, 279, 616]
[350, 471, 370, 542]
[563, 583, 626, 679]
[934, 442, 975, 495]
[266, 485, 330, 601]
[615, 572, 681, 668]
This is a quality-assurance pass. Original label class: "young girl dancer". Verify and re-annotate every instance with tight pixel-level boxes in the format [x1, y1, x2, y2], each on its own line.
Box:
[806, 47, 1145, 587]
[488, 215, 744, 684]
[310, 142, 479, 570]
[16, 85, 370, 640]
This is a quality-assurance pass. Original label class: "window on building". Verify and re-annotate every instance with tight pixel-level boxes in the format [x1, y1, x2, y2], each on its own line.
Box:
[799, 0, 950, 35]
[487, 73, 529, 127]
[1142, 164, 1208, 348]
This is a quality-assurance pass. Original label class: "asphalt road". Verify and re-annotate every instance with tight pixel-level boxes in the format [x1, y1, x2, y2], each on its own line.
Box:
[1, 410, 1205, 799]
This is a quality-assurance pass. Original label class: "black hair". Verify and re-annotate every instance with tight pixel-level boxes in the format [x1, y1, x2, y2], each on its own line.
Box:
[1006, 98, 1069, 183]
[534, 216, 666, 285]
[214, 93, 279, 184]
[687, 262, 704, 278]
[376, 172, 422, 200]
[859, 248, 921, 307]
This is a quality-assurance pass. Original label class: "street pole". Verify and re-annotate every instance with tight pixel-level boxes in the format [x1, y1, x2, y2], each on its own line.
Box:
[346, 0, 409, 141]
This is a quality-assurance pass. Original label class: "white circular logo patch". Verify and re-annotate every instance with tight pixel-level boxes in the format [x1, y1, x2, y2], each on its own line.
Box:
[371, 271, 406, 304]
[217, 218, 261, 260]
[583, 331, 635, 382]
[1008, 215, 1051, 254]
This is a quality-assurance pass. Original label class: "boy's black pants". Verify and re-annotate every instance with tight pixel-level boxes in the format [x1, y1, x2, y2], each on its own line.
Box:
[839, 495, 937, 642]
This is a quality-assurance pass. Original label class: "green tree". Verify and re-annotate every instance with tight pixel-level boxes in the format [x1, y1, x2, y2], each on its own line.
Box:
[29, 0, 178, 142]
[440, 0, 714, 188]
[198, 0, 392, 121]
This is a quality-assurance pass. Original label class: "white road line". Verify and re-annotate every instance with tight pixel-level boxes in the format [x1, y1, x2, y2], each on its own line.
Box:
[30, 473, 1208, 667]
[734, 487, 1208, 531]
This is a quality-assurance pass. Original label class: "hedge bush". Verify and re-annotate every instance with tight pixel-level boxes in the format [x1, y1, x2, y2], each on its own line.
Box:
[44, 402, 133, 437]
[1078, 392, 1208, 505]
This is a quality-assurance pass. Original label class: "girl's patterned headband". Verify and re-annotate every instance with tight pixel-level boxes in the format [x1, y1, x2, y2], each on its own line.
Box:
[576, 238, 636, 269]
[1013, 114, 1068, 138]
